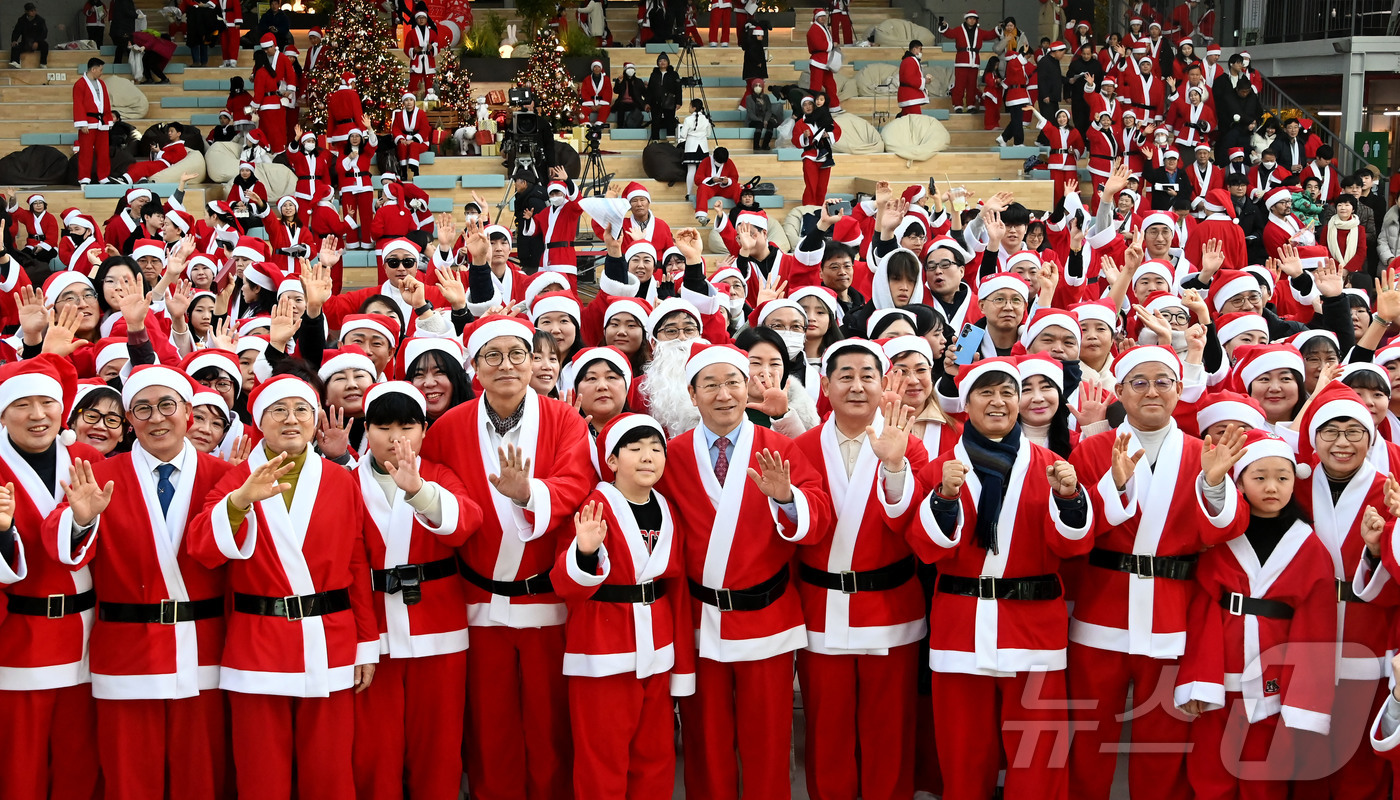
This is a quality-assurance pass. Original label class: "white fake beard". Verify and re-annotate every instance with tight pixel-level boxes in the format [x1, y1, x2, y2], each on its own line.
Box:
[642, 337, 707, 438]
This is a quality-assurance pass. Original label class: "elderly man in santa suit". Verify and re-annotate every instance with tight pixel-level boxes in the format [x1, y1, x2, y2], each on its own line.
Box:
[0, 354, 106, 800]
[351, 381, 481, 800]
[658, 342, 834, 800]
[791, 340, 929, 800]
[188, 374, 381, 800]
[45, 365, 233, 800]
[418, 315, 594, 800]
[1065, 347, 1248, 800]
[582, 181, 678, 257]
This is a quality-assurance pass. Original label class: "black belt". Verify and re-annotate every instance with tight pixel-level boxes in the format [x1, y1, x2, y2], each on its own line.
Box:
[458, 557, 554, 597]
[798, 555, 916, 594]
[1005, 84, 1024, 90]
[233, 588, 351, 621]
[1089, 153, 1116, 161]
[99, 597, 224, 624]
[593, 580, 667, 605]
[1337, 579, 1364, 604]
[372, 557, 458, 605]
[1219, 591, 1294, 620]
[937, 573, 1062, 601]
[1050, 148, 1073, 155]
[333, 117, 352, 125]
[1088, 548, 1198, 581]
[296, 175, 313, 180]
[546, 240, 573, 249]
[1131, 102, 1154, 110]
[7, 589, 97, 618]
[689, 567, 789, 612]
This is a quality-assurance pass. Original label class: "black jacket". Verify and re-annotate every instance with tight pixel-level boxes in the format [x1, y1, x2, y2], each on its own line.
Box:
[1064, 56, 1103, 111]
[1270, 133, 1310, 171]
[1037, 55, 1063, 102]
[109, 0, 137, 37]
[647, 67, 681, 111]
[741, 27, 769, 80]
[11, 13, 46, 44]
[613, 74, 647, 109]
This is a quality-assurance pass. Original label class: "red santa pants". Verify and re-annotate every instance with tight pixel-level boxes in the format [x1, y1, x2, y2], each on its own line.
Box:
[931, 668, 1071, 800]
[1050, 167, 1078, 205]
[220, 28, 239, 62]
[679, 652, 794, 800]
[983, 98, 1001, 129]
[809, 67, 840, 110]
[899, 102, 924, 117]
[1186, 695, 1292, 800]
[831, 13, 853, 44]
[463, 624, 572, 800]
[76, 128, 110, 183]
[951, 67, 980, 109]
[695, 180, 740, 214]
[408, 71, 435, 95]
[796, 643, 919, 800]
[96, 691, 228, 800]
[126, 159, 169, 182]
[228, 689, 354, 800]
[1292, 677, 1390, 799]
[568, 671, 675, 798]
[341, 190, 374, 250]
[709, 7, 732, 44]
[397, 140, 429, 168]
[1066, 643, 1193, 800]
[353, 651, 467, 800]
[260, 110, 287, 153]
[0, 684, 101, 800]
[803, 160, 833, 206]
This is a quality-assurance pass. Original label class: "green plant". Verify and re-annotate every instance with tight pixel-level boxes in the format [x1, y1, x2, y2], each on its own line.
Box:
[559, 21, 600, 57]
[462, 11, 505, 57]
[515, 0, 557, 41]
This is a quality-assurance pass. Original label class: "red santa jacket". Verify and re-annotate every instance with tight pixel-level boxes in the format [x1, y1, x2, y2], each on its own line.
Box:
[11, 205, 58, 253]
[1186, 213, 1248, 271]
[1168, 1, 1194, 40]
[188, 447, 380, 697]
[391, 107, 431, 151]
[1175, 512, 1336, 734]
[357, 457, 479, 659]
[806, 21, 835, 70]
[265, 215, 316, 271]
[580, 71, 614, 113]
[0, 255, 31, 327]
[417, 390, 594, 630]
[1003, 54, 1032, 107]
[939, 20, 998, 69]
[148, 140, 190, 171]
[327, 85, 365, 142]
[552, 483, 694, 694]
[404, 24, 441, 74]
[1166, 96, 1215, 149]
[533, 187, 586, 277]
[252, 65, 283, 114]
[1186, 160, 1224, 199]
[1067, 423, 1244, 659]
[336, 140, 378, 195]
[695, 154, 740, 199]
[224, 90, 253, 123]
[1084, 121, 1121, 179]
[1303, 162, 1341, 202]
[898, 53, 928, 109]
[217, 0, 241, 26]
[284, 147, 332, 202]
[792, 416, 930, 654]
[657, 420, 834, 664]
[904, 436, 1095, 675]
[48, 442, 232, 699]
[793, 119, 842, 162]
[72, 75, 114, 131]
[1124, 66, 1165, 121]
[1039, 120, 1084, 171]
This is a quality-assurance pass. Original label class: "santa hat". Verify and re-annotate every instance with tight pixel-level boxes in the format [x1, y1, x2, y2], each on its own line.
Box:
[882, 334, 934, 366]
[736, 210, 769, 231]
[595, 413, 667, 482]
[381, 238, 421, 262]
[977, 272, 1030, 301]
[166, 209, 193, 234]
[832, 216, 864, 249]
[623, 182, 650, 202]
[363, 381, 427, 417]
[623, 62, 636, 71]
[1100, 76, 1117, 87]
[402, 91, 417, 102]
[1209, 269, 1263, 312]
[236, 335, 269, 357]
[1375, 342, 1400, 369]
[1194, 142, 1212, 153]
[1228, 147, 1245, 160]
[93, 337, 129, 374]
[685, 343, 750, 385]
[277, 276, 305, 298]
[61, 208, 95, 231]
[484, 224, 513, 245]
[955, 357, 1020, 405]
[547, 180, 568, 196]
[963, 9, 978, 18]
[623, 241, 658, 264]
[821, 339, 890, 377]
[1112, 345, 1183, 383]
[604, 297, 653, 329]
[1131, 260, 1176, 290]
[237, 316, 271, 337]
[789, 285, 844, 325]
[340, 71, 355, 84]
[1216, 311, 1269, 344]
[523, 273, 571, 309]
[396, 337, 466, 378]
[1202, 188, 1235, 218]
[1230, 429, 1302, 481]
[1018, 353, 1064, 392]
[646, 298, 703, 340]
[1139, 212, 1175, 234]
[1263, 187, 1294, 210]
[340, 313, 402, 348]
[1293, 381, 1374, 479]
[1284, 329, 1338, 354]
[530, 291, 582, 327]
[1196, 390, 1267, 434]
[466, 315, 535, 362]
[180, 350, 242, 395]
[0, 354, 76, 417]
[1126, 292, 1187, 340]
[813, 8, 828, 20]
[191, 388, 232, 422]
[308, 27, 323, 39]
[866, 308, 917, 337]
[244, 261, 284, 292]
[120, 365, 195, 410]
[1229, 344, 1305, 394]
[1207, 43, 1222, 55]
[125, 187, 153, 204]
[1019, 308, 1079, 350]
[42, 272, 93, 307]
[752, 299, 806, 329]
[1071, 299, 1118, 331]
[1163, 149, 1181, 159]
[571, 346, 634, 390]
[232, 236, 268, 263]
[1148, 20, 1163, 29]
[131, 239, 167, 263]
[318, 345, 378, 382]
[259, 33, 277, 48]
[1242, 265, 1277, 296]
[1049, 41, 1068, 52]
[248, 375, 319, 424]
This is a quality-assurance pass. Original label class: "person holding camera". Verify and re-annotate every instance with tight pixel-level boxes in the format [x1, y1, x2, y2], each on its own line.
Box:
[678, 98, 714, 201]
[646, 53, 681, 141]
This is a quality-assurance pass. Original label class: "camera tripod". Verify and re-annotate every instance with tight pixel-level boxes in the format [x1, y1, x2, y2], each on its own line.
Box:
[578, 142, 614, 198]
[675, 40, 719, 147]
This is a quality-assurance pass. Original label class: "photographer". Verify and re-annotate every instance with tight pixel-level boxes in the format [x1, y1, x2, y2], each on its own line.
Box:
[502, 92, 557, 176]
[646, 53, 681, 141]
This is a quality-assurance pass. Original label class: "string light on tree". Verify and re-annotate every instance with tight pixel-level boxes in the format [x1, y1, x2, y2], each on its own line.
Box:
[429, 47, 475, 121]
[303, 0, 408, 133]
[512, 30, 580, 129]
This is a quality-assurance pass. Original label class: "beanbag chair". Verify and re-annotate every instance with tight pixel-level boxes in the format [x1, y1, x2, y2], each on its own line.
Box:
[782, 205, 819, 253]
[832, 111, 883, 155]
[854, 63, 898, 97]
[204, 141, 242, 183]
[835, 72, 858, 101]
[248, 161, 297, 201]
[871, 19, 935, 48]
[924, 63, 954, 99]
[152, 150, 208, 184]
[642, 141, 685, 185]
[0, 145, 70, 185]
[881, 113, 950, 161]
[554, 141, 580, 178]
[106, 76, 149, 121]
[706, 212, 792, 255]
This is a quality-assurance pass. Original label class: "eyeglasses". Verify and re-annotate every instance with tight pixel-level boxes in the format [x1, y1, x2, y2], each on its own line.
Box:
[56, 290, 98, 305]
[130, 398, 181, 421]
[1158, 310, 1189, 325]
[987, 296, 1026, 308]
[698, 378, 745, 394]
[1317, 427, 1368, 442]
[1227, 292, 1262, 307]
[199, 377, 236, 392]
[480, 349, 530, 367]
[657, 324, 700, 338]
[1124, 378, 1179, 394]
[1303, 355, 1339, 368]
[384, 257, 417, 270]
[265, 403, 315, 422]
[78, 409, 124, 430]
[925, 259, 958, 272]
[766, 322, 805, 333]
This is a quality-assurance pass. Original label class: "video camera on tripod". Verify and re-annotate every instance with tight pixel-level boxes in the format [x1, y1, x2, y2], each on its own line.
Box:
[505, 88, 547, 180]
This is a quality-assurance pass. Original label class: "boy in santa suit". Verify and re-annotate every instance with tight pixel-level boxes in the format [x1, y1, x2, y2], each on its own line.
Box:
[392, 92, 431, 179]
[579, 60, 613, 124]
[417, 316, 594, 800]
[404, 10, 441, 99]
[552, 413, 695, 799]
[72, 57, 114, 185]
[0, 354, 105, 800]
[897, 40, 928, 116]
[791, 341, 929, 800]
[806, 10, 841, 113]
[187, 375, 381, 800]
[939, 10, 999, 113]
[45, 366, 233, 800]
[8, 193, 58, 260]
[1065, 348, 1248, 800]
[57, 208, 104, 272]
[692, 147, 740, 221]
[217, 0, 241, 66]
[658, 342, 834, 800]
[350, 381, 481, 800]
[1304, 145, 1342, 203]
[1177, 430, 1337, 799]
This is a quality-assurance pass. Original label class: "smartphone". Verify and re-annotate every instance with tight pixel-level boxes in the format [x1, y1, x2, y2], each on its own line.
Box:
[827, 199, 852, 216]
[954, 323, 985, 366]
[928, 177, 938, 196]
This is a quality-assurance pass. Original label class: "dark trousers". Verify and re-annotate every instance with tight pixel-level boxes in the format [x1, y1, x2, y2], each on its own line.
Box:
[1038, 95, 1059, 121]
[11, 37, 47, 64]
[651, 107, 677, 139]
[87, 25, 105, 48]
[189, 42, 209, 66]
[113, 34, 131, 66]
[142, 53, 167, 82]
[1002, 104, 1026, 145]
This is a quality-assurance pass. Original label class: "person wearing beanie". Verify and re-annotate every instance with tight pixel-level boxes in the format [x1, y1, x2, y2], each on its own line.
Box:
[49, 366, 234, 800]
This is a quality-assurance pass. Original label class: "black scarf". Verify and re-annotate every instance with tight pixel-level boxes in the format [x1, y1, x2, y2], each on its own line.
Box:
[233, 172, 258, 193]
[961, 423, 1021, 553]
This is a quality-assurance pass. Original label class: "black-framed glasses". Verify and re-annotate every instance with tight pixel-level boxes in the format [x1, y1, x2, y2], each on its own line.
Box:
[1317, 427, 1368, 442]
[656, 323, 700, 339]
[198, 377, 236, 392]
[925, 259, 958, 272]
[130, 398, 181, 421]
[1159, 310, 1189, 325]
[480, 349, 530, 367]
[78, 409, 125, 430]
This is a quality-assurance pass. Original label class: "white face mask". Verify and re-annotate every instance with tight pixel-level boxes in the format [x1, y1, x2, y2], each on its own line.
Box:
[726, 296, 746, 316]
[625, 68, 635, 76]
[465, 213, 479, 225]
[302, 141, 315, 152]
[549, 195, 566, 208]
[777, 329, 806, 359]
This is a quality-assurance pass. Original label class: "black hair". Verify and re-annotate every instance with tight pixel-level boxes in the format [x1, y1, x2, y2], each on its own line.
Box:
[241, 283, 275, 317]
[1228, 53, 1244, 65]
[1021, 372, 1073, 457]
[1340, 176, 1362, 191]
[1317, 145, 1335, 160]
[1333, 194, 1357, 210]
[1299, 336, 1339, 361]
[899, 220, 926, 241]
[886, 250, 921, 286]
[924, 241, 965, 267]
[822, 241, 856, 266]
[655, 309, 698, 334]
[970, 369, 1017, 394]
[1345, 291, 1372, 311]
[357, 294, 405, 334]
[67, 386, 131, 452]
[1025, 220, 1048, 249]
[404, 349, 474, 420]
[793, 295, 846, 356]
[869, 310, 915, 338]
[167, 122, 184, 135]
[530, 330, 562, 397]
[87, 57, 105, 71]
[270, 358, 325, 401]
[1171, 192, 1193, 212]
[824, 342, 882, 375]
[364, 390, 428, 427]
[983, 55, 1000, 80]
[93, 257, 146, 315]
[734, 325, 796, 388]
[611, 425, 666, 456]
[228, 76, 245, 97]
[1225, 172, 1247, 187]
[1342, 368, 1392, 396]
[1248, 368, 1308, 420]
[140, 201, 166, 223]
[1000, 203, 1031, 228]
[1303, 176, 1322, 190]
[253, 49, 275, 79]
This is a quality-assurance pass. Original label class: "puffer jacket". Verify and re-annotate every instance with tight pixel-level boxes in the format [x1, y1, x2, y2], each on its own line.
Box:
[1378, 205, 1400, 264]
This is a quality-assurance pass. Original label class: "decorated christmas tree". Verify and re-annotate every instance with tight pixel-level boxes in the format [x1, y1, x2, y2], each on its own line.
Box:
[430, 47, 475, 122]
[513, 30, 580, 129]
[303, 0, 408, 133]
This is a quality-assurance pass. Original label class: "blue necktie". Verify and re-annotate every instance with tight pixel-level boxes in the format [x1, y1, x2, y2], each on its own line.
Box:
[155, 464, 175, 516]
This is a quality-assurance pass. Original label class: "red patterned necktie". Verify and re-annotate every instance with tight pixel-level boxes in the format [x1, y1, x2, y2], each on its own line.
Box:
[714, 436, 731, 484]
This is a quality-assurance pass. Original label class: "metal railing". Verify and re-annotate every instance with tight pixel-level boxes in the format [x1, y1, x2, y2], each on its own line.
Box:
[1254, 0, 1398, 44]
[1255, 71, 1370, 175]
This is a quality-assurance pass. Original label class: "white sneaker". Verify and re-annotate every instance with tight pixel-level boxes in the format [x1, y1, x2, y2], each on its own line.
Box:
[8, 61, 18, 69]
[709, 42, 718, 47]
[79, 178, 91, 185]
[953, 105, 963, 113]
[721, 42, 729, 47]
[995, 135, 1006, 146]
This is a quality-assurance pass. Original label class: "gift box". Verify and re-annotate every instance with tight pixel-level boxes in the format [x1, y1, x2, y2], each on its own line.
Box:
[481, 144, 499, 157]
